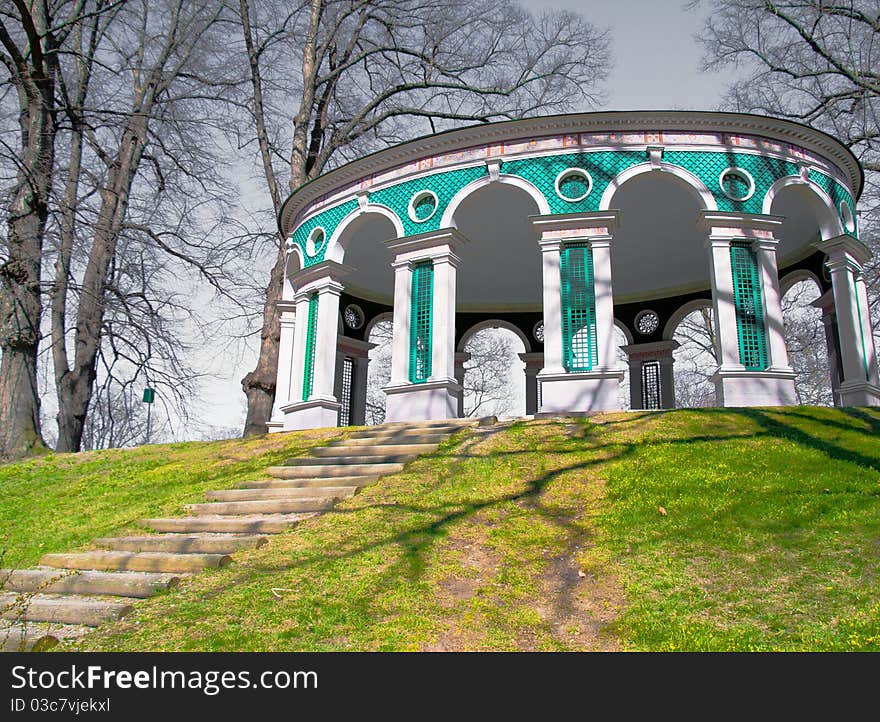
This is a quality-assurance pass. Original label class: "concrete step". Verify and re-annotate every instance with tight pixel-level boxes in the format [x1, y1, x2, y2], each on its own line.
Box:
[40, 551, 231, 574]
[284, 453, 417, 466]
[185, 497, 338, 516]
[347, 426, 464, 440]
[267, 463, 404, 479]
[0, 593, 133, 627]
[93, 534, 268, 554]
[1, 623, 60, 652]
[311, 443, 439, 457]
[240, 476, 377, 489]
[207, 487, 357, 502]
[329, 433, 450, 447]
[140, 514, 316, 534]
[373, 418, 484, 430]
[0, 568, 179, 599]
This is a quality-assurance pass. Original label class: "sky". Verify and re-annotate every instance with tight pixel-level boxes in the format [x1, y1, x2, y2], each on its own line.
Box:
[194, 0, 737, 438]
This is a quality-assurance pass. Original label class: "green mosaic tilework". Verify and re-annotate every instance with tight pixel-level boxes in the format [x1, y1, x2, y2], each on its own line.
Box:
[810, 169, 857, 236]
[503, 151, 644, 214]
[409, 261, 434, 383]
[369, 165, 487, 236]
[288, 149, 858, 254]
[302, 293, 319, 400]
[291, 199, 359, 267]
[729, 241, 768, 371]
[663, 150, 799, 214]
[560, 243, 598, 372]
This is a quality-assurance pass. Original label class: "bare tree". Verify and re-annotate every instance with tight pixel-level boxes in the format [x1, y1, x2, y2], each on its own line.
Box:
[673, 307, 718, 408]
[782, 279, 833, 405]
[235, 0, 611, 435]
[47, 0, 245, 452]
[695, 0, 880, 359]
[364, 318, 391, 424]
[462, 329, 518, 418]
[0, 1, 91, 460]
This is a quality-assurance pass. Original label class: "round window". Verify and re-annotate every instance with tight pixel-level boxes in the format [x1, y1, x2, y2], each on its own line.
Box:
[555, 168, 593, 202]
[533, 321, 545, 344]
[719, 168, 755, 202]
[408, 190, 438, 223]
[840, 201, 856, 233]
[305, 227, 325, 257]
[635, 310, 660, 336]
[343, 304, 365, 330]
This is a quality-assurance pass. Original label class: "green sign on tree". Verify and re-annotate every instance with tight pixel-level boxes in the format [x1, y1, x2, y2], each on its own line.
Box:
[143, 388, 155, 404]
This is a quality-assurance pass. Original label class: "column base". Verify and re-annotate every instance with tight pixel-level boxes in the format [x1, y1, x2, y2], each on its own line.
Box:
[710, 366, 797, 407]
[279, 398, 341, 430]
[837, 380, 880, 407]
[536, 369, 625, 414]
[383, 378, 462, 422]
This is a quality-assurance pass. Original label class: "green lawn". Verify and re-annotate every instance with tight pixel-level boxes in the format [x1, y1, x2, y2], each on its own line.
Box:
[3, 407, 879, 651]
[0, 428, 343, 568]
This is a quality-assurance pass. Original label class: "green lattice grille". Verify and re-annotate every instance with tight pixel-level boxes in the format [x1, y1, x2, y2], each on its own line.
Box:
[302, 293, 319, 400]
[729, 241, 768, 370]
[560, 243, 598, 372]
[409, 261, 434, 383]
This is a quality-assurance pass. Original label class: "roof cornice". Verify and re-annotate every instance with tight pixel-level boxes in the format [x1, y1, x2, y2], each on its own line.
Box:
[279, 110, 863, 237]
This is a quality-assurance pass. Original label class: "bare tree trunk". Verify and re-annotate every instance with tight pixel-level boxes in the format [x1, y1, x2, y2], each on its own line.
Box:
[0, 6, 57, 460]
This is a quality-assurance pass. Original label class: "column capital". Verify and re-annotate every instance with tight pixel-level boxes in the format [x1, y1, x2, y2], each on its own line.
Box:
[337, 335, 376, 358]
[810, 288, 835, 315]
[814, 234, 872, 267]
[384, 227, 469, 263]
[518, 352, 544, 371]
[276, 299, 297, 314]
[620, 340, 680, 362]
[698, 211, 784, 242]
[454, 351, 471, 367]
[289, 260, 354, 294]
[529, 210, 620, 242]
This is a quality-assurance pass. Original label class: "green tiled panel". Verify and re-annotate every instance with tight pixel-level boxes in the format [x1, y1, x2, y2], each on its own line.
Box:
[810, 169, 857, 236]
[369, 166, 487, 236]
[291, 199, 359, 267]
[503, 151, 644, 214]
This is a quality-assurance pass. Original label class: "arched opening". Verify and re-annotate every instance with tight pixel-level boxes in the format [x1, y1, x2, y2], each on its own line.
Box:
[461, 326, 527, 418]
[451, 182, 542, 310]
[606, 169, 708, 302]
[781, 276, 832, 405]
[365, 315, 393, 425]
[332, 211, 397, 303]
[769, 182, 841, 263]
[669, 302, 717, 408]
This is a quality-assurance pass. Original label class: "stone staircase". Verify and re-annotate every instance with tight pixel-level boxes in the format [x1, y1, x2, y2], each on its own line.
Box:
[0, 418, 483, 651]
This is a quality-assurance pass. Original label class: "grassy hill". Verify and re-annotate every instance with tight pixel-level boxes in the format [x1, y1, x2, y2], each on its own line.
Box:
[2, 407, 879, 651]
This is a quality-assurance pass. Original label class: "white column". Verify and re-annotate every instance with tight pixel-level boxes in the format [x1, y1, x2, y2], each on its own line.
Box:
[383, 229, 469, 422]
[811, 289, 843, 404]
[855, 275, 879, 386]
[529, 211, 623, 414]
[591, 237, 617, 370]
[288, 292, 311, 405]
[621, 340, 679, 410]
[754, 238, 792, 371]
[454, 352, 470, 417]
[700, 211, 796, 407]
[538, 238, 564, 375]
[430, 252, 460, 383]
[389, 259, 412, 385]
[705, 236, 742, 369]
[518, 352, 543, 416]
[278, 260, 353, 430]
[268, 300, 297, 432]
[312, 280, 343, 401]
[817, 235, 880, 405]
